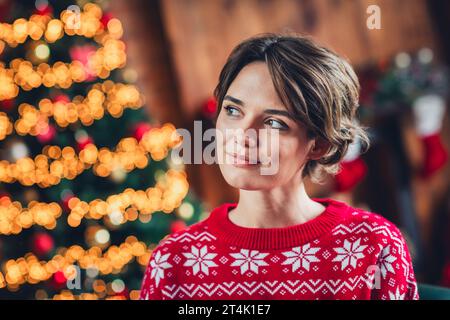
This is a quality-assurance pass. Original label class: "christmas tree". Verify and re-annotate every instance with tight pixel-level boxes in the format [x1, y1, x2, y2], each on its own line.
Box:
[0, 0, 203, 299]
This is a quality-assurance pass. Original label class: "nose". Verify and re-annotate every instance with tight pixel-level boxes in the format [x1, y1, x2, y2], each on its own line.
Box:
[234, 129, 258, 149]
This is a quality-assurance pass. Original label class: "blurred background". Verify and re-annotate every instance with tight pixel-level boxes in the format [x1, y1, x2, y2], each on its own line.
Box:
[0, 0, 449, 299]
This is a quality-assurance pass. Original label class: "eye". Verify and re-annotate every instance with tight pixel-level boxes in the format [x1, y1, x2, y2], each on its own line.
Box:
[266, 119, 288, 130]
[223, 105, 241, 117]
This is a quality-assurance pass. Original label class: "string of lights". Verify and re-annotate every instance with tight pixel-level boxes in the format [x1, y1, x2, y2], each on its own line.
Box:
[52, 287, 140, 300]
[0, 3, 115, 46]
[0, 235, 153, 291]
[0, 123, 182, 187]
[0, 168, 189, 235]
[0, 81, 143, 140]
[0, 3, 126, 101]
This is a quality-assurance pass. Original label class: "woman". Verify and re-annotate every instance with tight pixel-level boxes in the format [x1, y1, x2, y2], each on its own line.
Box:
[140, 33, 419, 300]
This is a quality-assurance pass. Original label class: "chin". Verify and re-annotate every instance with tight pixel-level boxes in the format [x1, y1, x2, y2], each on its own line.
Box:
[219, 164, 279, 190]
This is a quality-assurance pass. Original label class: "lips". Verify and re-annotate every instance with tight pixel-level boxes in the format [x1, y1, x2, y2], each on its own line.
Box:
[225, 152, 261, 165]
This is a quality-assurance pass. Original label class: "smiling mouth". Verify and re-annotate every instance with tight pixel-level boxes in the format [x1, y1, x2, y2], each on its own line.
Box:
[225, 152, 262, 166]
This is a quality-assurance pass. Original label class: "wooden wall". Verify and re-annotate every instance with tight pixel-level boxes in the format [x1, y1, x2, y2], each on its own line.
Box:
[160, 0, 438, 118]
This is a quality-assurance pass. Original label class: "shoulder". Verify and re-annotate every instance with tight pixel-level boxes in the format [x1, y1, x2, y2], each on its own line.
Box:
[332, 204, 408, 249]
[336, 207, 419, 299]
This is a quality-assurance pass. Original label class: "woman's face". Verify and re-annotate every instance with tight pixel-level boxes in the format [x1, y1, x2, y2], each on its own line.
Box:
[216, 61, 316, 190]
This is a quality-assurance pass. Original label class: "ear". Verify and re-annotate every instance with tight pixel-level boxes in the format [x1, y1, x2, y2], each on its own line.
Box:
[308, 137, 330, 161]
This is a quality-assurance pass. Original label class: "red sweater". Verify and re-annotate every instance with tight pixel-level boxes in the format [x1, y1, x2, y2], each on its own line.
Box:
[140, 198, 419, 300]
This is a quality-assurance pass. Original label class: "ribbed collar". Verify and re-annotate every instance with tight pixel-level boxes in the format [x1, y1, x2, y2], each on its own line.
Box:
[205, 198, 351, 250]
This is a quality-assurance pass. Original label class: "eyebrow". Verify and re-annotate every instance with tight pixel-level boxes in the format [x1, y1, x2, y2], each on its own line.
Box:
[224, 95, 244, 106]
[223, 95, 294, 120]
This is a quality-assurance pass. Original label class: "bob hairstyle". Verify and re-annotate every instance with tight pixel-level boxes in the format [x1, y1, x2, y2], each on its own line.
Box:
[213, 33, 370, 182]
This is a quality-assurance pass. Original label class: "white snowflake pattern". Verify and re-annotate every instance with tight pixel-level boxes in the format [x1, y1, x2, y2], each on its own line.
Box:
[388, 287, 405, 300]
[149, 250, 172, 287]
[230, 249, 269, 274]
[281, 243, 320, 272]
[183, 245, 218, 275]
[378, 245, 397, 278]
[332, 238, 368, 270]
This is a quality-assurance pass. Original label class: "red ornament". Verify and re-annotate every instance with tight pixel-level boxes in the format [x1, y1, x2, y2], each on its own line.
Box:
[54, 94, 70, 104]
[334, 157, 368, 193]
[0, 99, 15, 112]
[34, 4, 53, 17]
[202, 97, 217, 118]
[52, 270, 67, 290]
[100, 13, 114, 29]
[170, 220, 187, 234]
[32, 232, 55, 256]
[132, 122, 152, 141]
[37, 124, 56, 144]
[54, 271, 66, 283]
[115, 287, 129, 298]
[0, 191, 10, 201]
[77, 136, 94, 151]
[62, 194, 75, 212]
[69, 45, 97, 81]
[420, 133, 448, 179]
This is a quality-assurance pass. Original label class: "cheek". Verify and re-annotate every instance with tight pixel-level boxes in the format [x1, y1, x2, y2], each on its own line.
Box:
[215, 111, 224, 131]
[216, 108, 237, 129]
[215, 107, 230, 133]
[215, 122, 232, 156]
[216, 114, 249, 156]
[282, 137, 308, 158]
[215, 112, 234, 141]
[273, 135, 311, 174]
[259, 132, 307, 158]
[215, 114, 227, 148]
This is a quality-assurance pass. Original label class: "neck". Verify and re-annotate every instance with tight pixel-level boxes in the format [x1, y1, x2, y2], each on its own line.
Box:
[229, 179, 326, 229]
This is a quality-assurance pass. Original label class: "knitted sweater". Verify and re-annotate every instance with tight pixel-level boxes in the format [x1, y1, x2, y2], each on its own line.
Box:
[140, 198, 419, 300]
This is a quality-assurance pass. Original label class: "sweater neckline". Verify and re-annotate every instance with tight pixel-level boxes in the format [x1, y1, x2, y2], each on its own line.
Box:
[205, 198, 351, 250]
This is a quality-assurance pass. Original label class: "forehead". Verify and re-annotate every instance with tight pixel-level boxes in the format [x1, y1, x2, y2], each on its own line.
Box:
[226, 62, 285, 110]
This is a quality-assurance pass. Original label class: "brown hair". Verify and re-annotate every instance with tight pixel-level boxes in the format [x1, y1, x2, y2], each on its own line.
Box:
[213, 33, 370, 182]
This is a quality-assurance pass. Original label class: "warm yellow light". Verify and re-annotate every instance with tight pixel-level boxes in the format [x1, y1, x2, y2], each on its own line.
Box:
[35, 43, 50, 60]
[94, 229, 110, 244]
[45, 19, 63, 43]
[178, 202, 194, 220]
